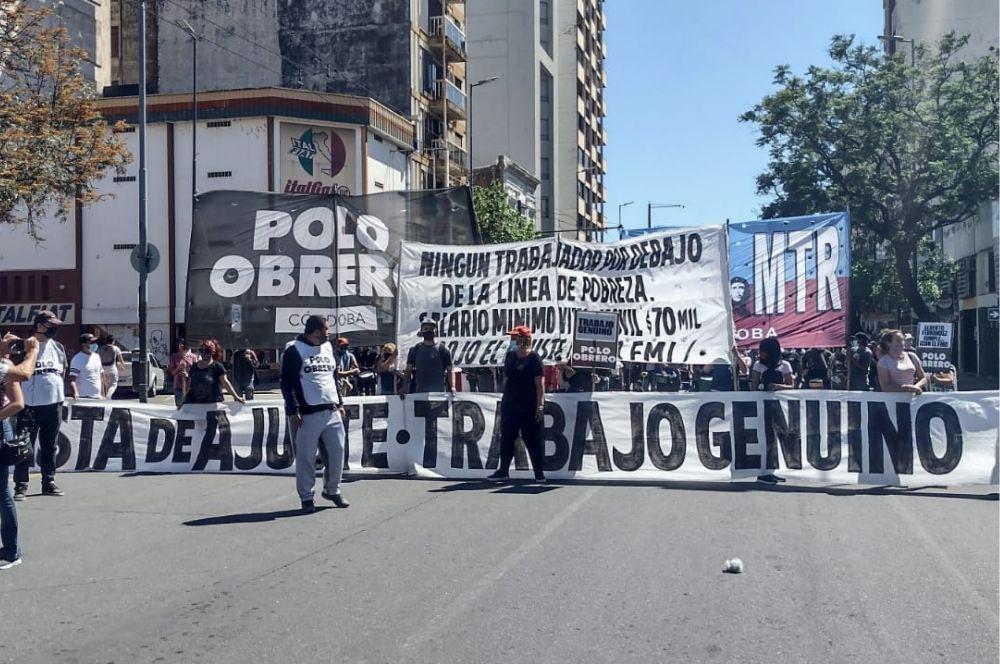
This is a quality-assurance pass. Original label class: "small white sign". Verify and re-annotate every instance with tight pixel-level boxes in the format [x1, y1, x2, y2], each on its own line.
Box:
[274, 306, 378, 334]
[917, 322, 953, 349]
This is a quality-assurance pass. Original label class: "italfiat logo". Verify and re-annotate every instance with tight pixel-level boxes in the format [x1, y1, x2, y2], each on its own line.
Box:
[288, 127, 347, 178]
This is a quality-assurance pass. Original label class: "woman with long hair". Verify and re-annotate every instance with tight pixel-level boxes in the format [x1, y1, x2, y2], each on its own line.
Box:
[876, 330, 927, 395]
[487, 326, 546, 483]
[180, 340, 245, 407]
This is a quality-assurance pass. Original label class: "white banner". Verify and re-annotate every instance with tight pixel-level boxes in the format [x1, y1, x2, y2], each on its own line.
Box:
[36, 391, 1000, 486]
[396, 228, 734, 367]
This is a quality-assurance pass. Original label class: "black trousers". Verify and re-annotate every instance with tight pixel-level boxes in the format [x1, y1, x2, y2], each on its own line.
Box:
[499, 408, 545, 476]
[14, 403, 61, 486]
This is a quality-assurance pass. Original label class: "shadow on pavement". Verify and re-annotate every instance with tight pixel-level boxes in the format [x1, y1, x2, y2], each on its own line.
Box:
[652, 481, 998, 501]
[183, 507, 333, 526]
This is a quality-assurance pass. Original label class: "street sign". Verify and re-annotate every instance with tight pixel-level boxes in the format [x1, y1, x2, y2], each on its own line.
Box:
[130, 243, 160, 274]
[989, 307, 999, 323]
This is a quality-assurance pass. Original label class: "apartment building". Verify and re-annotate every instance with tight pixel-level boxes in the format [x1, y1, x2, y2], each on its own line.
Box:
[109, 0, 470, 189]
[467, 0, 606, 238]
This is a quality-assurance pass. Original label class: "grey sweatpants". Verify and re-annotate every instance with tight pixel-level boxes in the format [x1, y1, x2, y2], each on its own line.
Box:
[294, 409, 345, 501]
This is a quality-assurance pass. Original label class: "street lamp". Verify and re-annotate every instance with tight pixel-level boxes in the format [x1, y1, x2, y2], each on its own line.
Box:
[177, 19, 199, 204]
[647, 202, 684, 229]
[618, 201, 634, 228]
[878, 34, 915, 66]
[468, 76, 499, 178]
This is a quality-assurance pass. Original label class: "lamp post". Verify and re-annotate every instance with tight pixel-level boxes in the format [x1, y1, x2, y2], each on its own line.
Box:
[178, 19, 199, 205]
[647, 202, 685, 229]
[468, 76, 499, 178]
[616, 201, 633, 240]
[136, 0, 149, 402]
[878, 34, 915, 66]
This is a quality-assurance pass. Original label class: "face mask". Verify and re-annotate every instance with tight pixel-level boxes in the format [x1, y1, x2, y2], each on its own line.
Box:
[200, 350, 212, 359]
[508, 340, 518, 351]
[422, 332, 435, 341]
[88, 343, 98, 353]
[43, 326, 58, 339]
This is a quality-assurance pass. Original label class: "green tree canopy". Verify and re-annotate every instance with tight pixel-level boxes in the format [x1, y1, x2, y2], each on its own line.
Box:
[740, 33, 998, 320]
[472, 181, 538, 244]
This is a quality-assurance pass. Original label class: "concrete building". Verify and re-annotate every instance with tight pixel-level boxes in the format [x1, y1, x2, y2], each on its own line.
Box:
[883, 0, 999, 379]
[466, 0, 606, 238]
[472, 155, 540, 222]
[0, 88, 412, 362]
[109, 0, 469, 191]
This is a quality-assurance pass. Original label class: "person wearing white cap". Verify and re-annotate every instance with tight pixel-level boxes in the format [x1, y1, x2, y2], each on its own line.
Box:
[69, 334, 104, 399]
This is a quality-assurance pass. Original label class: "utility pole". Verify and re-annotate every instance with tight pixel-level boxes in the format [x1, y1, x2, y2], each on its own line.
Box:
[137, 0, 149, 402]
[178, 19, 198, 205]
[441, 13, 449, 187]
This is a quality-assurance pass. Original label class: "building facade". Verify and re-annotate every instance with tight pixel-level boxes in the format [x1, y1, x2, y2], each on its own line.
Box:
[883, 0, 999, 379]
[473, 155, 541, 221]
[466, 0, 606, 238]
[0, 88, 412, 362]
[109, 0, 469, 191]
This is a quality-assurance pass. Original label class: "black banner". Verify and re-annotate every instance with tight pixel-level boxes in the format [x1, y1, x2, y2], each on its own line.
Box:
[185, 188, 478, 348]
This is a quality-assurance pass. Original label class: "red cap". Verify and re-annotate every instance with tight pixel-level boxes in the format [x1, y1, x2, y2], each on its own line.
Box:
[336, 337, 349, 346]
[508, 325, 532, 339]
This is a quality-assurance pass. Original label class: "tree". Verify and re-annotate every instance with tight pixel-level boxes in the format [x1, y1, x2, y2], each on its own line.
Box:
[0, 1, 131, 240]
[472, 181, 538, 244]
[740, 34, 998, 320]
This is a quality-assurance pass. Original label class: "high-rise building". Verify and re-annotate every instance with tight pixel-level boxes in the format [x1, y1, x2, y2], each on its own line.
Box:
[882, 0, 999, 380]
[466, 0, 606, 238]
[109, 0, 470, 189]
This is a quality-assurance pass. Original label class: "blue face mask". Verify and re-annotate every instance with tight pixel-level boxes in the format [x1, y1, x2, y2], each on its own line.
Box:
[88, 343, 98, 353]
[509, 340, 518, 351]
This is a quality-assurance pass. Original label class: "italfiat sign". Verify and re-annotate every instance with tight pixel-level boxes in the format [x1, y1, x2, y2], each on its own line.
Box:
[279, 122, 358, 196]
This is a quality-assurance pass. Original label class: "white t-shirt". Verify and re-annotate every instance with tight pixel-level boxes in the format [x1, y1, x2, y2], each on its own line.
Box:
[22, 339, 66, 406]
[752, 360, 794, 387]
[0, 360, 7, 384]
[70, 351, 104, 398]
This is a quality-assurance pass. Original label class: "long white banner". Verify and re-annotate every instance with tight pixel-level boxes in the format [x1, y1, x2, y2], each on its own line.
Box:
[396, 228, 734, 366]
[33, 392, 1000, 486]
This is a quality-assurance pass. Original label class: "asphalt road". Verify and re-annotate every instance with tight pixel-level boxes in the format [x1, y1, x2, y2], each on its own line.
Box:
[1, 472, 997, 664]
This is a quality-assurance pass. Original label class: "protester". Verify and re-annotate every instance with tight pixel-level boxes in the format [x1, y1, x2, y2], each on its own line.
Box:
[751, 338, 795, 392]
[876, 330, 927, 395]
[903, 332, 915, 352]
[231, 348, 259, 401]
[735, 347, 752, 391]
[487, 326, 546, 483]
[334, 338, 360, 396]
[561, 360, 595, 393]
[169, 339, 197, 408]
[848, 333, 874, 391]
[69, 334, 104, 399]
[928, 363, 959, 393]
[801, 346, 831, 388]
[281, 315, 349, 513]
[12, 312, 69, 500]
[98, 334, 125, 398]
[400, 320, 454, 396]
[179, 340, 246, 406]
[0, 334, 39, 569]
[374, 343, 398, 396]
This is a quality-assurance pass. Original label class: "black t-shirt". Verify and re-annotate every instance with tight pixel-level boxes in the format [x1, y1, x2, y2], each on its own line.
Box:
[565, 367, 593, 392]
[850, 347, 873, 389]
[802, 348, 829, 374]
[406, 343, 453, 393]
[501, 351, 543, 412]
[232, 351, 256, 385]
[186, 362, 226, 403]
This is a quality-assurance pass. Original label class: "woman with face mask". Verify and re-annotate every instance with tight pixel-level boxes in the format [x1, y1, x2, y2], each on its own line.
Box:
[876, 330, 927, 394]
[179, 340, 245, 407]
[487, 325, 546, 483]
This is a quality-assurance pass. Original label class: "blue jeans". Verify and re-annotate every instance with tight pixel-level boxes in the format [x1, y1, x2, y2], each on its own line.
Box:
[1, 420, 19, 560]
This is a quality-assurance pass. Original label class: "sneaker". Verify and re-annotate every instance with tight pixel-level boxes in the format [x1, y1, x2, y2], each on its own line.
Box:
[13, 485, 27, 502]
[42, 483, 64, 496]
[756, 473, 785, 484]
[301, 500, 316, 514]
[534, 474, 547, 484]
[0, 556, 22, 570]
[486, 471, 509, 483]
[322, 491, 350, 508]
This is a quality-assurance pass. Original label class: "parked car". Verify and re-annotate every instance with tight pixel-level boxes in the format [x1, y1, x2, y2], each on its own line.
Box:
[119, 351, 166, 397]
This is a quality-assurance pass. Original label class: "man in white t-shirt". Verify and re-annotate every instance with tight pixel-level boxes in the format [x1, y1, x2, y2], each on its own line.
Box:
[69, 334, 104, 399]
[13, 310, 68, 500]
[98, 334, 125, 398]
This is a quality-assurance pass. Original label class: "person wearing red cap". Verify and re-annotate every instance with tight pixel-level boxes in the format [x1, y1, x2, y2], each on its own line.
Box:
[333, 337, 359, 395]
[487, 325, 546, 483]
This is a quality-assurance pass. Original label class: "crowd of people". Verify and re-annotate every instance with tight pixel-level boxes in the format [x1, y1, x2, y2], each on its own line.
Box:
[0, 310, 963, 570]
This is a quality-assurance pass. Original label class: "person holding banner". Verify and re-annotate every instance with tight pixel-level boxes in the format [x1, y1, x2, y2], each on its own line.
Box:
[400, 320, 453, 397]
[281, 315, 349, 513]
[750, 338, 795, 392]
[180, 341, 246, 406]
[876, 330, 927, 395]
[487, 326, 546, 484]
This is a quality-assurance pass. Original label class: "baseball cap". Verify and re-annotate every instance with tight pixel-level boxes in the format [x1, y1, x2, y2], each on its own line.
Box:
[419, 319, 438, 330]
[336, 337, 349, 346]
[33, 310, 61, 327]
[508, 325, 532, 338]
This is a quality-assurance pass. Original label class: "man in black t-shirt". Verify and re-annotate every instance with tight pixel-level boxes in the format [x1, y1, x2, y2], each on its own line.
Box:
[849, 333, 874, 391]
[400, 320, 453, 396]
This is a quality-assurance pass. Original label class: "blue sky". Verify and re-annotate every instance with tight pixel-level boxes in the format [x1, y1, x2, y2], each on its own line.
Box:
[604, 0, 884, 232]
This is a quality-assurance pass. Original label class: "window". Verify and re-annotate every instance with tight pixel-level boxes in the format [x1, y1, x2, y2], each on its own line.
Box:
[989, 249, 997, 293]
[206, 120, 232, 128]
[540, 118, 550, 141]
[110, 26, 120, 58]
[113, 125, 136, 133]
[113, 243, 138, 251]
[113, 175, 136, 183]
[541, 196, 550, 217]
[540, 157, 550, 180]
[207, 171, 232, 178]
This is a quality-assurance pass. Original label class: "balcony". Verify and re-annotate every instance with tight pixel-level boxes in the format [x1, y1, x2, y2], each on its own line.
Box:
[429, 15, 466, 62]
[428, 78, 467, 120]
[431, 140, 468, 180]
